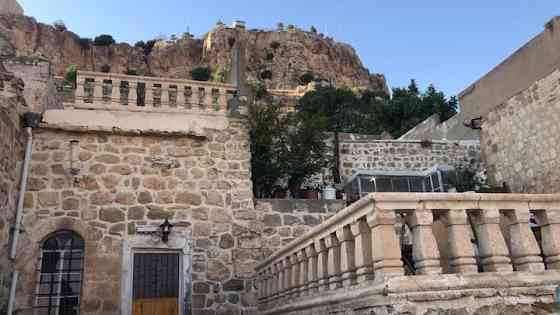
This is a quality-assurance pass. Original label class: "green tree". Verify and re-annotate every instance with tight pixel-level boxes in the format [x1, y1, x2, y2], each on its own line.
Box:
[63, 65, 77, 88]
[93, 34, 116, 46]
[190, 67, 211, 81]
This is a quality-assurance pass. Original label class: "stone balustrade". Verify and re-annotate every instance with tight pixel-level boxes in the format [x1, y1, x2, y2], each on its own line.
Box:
[255, 193, 560, 314]
[63, 71, 238, 114]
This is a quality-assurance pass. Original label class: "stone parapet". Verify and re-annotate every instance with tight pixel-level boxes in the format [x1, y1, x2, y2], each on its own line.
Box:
[256, 193, 560, 314]
[64, 71, 238, 115]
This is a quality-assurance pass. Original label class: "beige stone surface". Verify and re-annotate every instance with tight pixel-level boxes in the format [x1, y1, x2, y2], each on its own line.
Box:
[0, 0, 22, 15]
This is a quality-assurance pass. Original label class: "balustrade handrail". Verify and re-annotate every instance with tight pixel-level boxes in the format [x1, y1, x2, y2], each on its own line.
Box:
[256, 192, 560, 309]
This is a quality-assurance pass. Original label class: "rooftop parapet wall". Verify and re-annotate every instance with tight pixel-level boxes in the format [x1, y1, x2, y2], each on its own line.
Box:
[256, 193, 560, 314]
[459, 16, 560, 121]
[64, 71, 238, 115]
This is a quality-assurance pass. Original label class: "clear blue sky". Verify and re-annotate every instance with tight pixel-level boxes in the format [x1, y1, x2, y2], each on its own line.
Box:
[19, 0, 559, 96]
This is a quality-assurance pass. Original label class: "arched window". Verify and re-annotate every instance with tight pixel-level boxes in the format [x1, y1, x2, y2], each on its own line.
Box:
[35, 230, 84, 315]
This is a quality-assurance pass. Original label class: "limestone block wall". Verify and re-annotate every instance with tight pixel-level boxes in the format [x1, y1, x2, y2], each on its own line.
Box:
[482, 68, 560, 193]
[255, 199, 346, 255]
[0, 95, 25, 313]
[339, 139, 482, 180]
[13, 119, 259, 314]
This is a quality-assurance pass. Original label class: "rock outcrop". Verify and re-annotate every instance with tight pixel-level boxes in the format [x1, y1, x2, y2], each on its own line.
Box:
[0, 0, 22, 16]
[0, 14, 387, 92]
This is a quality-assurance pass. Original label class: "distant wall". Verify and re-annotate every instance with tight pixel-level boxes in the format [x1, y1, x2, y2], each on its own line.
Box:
[482, 68, 560, 193]
[458, 16, 560, 121]
[255, 199, 346, 256]
[339, 139, 482, 181]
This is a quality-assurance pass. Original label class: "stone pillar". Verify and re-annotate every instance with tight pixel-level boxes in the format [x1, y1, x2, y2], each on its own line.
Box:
[408, 209, 442, 275]
[298, 249, 308, 296]
[472, 209, 513, 272]
[198, 87, 206, 109]
[218, 88, 228, 110]
[535, 209, 560, 269]
[505, 207, 545, 272]
[445, 209, 478, 274]
[128, 81, 137, 108]
[315, 239, 329, 292]
[305, 244, 319, 294]
[176, 85, 185, 108]
[145, 83, 154, 107]
[290, 253, 300, 298]
[336, 225, 356, 287]
[75, 76, 85, 104]
[269, 265, 277, 301]
[283, 257, 292, 300]
[350, 218, 374, 282]
[161, 83, 169, 107]
[367, 210, 404, 278]
[93, 80, 103, 103]
[111, 80, 121, 106]
[325, 233, 342, 290]
[276, 261, 284, 299]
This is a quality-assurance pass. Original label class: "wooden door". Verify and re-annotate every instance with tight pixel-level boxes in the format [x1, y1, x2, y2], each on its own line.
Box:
[133, 253, 180, 315]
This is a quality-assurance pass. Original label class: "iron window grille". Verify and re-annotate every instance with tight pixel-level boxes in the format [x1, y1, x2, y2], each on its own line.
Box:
[34, 230, 84, 315]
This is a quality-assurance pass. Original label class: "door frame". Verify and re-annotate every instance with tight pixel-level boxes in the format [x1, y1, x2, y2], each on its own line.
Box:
[121, 233, 192, 315]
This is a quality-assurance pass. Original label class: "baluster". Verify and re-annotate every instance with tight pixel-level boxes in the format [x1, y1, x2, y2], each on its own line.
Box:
[445, 209, 478, 274]
[367, 210, 404, 278]
[350, 218, 374, 282]
[315, 239, 329, 292]
[145, 83, 154, 107]
[298, 249, 308, 296]
[325, 233, 342, 290]
[290, 253, 300, 298]
[268, 267, 274, 302]
[218, 88, 228, 111]
[161, 83, 169, 107]
[177, 85, 185, 108]
[534, 208, 560, 269]
[93, 80, 103, 103]
[471, 209, 513, 272]
[407, 209, 442, 275]
[283, 257, 292, 300]
[75, 76, 85, 104]
[198, 87, 206, 109]
[337, 225, 357, 287]
[305, 244, 319, 294]
[111, 79, 121, 107]
[504, 207, 545, 272]
[276, 261, 283, 300]
[128, 82, 137, 109]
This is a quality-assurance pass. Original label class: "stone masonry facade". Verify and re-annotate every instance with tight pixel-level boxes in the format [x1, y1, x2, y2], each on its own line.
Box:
[483, 68, 560, 193]
[0, 93, 25, 313]
[339, 139, 482, 180]
[12, 119, 260, 314]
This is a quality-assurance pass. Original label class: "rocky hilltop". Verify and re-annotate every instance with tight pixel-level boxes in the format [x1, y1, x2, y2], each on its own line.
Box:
[0, 13, 387, 91]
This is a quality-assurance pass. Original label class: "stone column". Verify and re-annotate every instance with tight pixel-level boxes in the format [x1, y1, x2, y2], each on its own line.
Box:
[290, 253, 300, 298]
[176, 85, 185, 108]
[315, 239, 329, 292]
[145, 83, 154, 107]
[472, 209, 513, 272]
[298, 249, 308, 296]
[325, 233, 342, 290]
[161, 83, 169, 107]
[367, 210, 403, 278]
[305, 244, 319, 294]
[128, 81, 137, 108]
[111, 80, 121, 106]
[336, 225, 356, 287]
[534, 209, 560, 269]
[75, 76, 85, 104]
[93, 80, 103, 103]
[407, 209, 442, 275]
[350, 218, 374, 282]
[445, 209, 478, 274]
[505, 207, 545, 272]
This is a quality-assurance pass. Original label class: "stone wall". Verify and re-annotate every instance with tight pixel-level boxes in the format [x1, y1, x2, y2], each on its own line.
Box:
[255, 199, 346, 255]
[482, 68, 560, 193]
[12, 117, 259, 314]
[0, 93, 25, 313]
[398, 113, 480, 141]
[339, 139, 482, 180]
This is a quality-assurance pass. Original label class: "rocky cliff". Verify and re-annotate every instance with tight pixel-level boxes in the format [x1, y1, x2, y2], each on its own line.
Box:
[0, 14, 387, 91]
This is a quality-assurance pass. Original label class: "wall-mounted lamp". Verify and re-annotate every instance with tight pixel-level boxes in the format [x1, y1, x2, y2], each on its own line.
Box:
[159, 218, 173, 243]
[69, 140, 80, 175]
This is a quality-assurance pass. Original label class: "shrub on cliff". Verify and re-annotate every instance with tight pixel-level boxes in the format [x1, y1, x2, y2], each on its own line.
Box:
[190, 67, 211, 81]
[94, 34, 116, 46]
